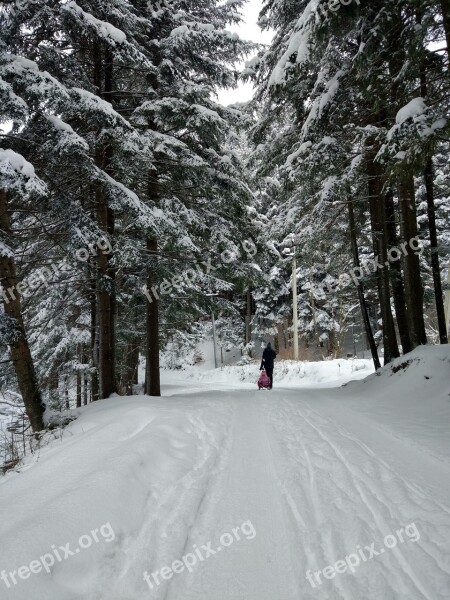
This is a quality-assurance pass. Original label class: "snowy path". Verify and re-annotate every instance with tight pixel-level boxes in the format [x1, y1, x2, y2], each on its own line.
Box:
[153, 388, 450, 600]
[166, 395, 299, 600]
[2, 375, 450, 600]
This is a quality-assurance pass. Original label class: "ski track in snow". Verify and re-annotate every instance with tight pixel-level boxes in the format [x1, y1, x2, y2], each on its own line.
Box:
[128, 388, 450, 600]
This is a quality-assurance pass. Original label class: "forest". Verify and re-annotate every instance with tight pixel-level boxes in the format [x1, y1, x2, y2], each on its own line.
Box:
[1, 0, 449, 436]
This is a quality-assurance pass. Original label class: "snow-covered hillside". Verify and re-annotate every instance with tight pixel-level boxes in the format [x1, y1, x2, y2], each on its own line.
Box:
[1, 346, 449, 600]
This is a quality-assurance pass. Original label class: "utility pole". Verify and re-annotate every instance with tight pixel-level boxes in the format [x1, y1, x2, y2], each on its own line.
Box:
[211, 311, 218, 369]
[283, 234, 300, 361]
[206, 293, 220, 368]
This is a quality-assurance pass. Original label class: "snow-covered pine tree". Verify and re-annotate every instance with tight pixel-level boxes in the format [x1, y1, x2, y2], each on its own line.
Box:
[249, 0, 449, 366]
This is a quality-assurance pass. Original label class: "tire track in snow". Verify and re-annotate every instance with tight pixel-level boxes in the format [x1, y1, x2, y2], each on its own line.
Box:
[296, 403, 435, 600]
[266, 401, 353, 600]
[298, 400, 450, 579]
[165, 395, 300, 600]
[265, 393, 450, 599]
[101, 400, 233, 600]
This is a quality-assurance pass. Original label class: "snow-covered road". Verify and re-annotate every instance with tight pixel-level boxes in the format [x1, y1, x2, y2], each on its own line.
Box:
[1, 353, 450, 600]
[159, 388, 450, 600]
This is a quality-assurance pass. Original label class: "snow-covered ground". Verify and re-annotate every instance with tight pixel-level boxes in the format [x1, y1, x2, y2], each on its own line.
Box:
[177, 355, 373, 388]
[0, 347, 449, 599]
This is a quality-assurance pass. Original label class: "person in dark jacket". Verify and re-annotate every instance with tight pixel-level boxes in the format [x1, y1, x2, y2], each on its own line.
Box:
[260, 342, 277, 389]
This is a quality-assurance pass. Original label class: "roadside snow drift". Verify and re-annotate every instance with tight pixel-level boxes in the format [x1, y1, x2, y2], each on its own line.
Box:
[0, 396, 232, 600]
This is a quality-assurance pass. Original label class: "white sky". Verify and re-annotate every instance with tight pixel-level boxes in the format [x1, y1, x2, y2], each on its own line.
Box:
[217, 0, 273, 106]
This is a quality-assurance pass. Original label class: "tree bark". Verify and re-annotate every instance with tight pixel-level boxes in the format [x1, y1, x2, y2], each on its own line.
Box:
[440, 0, 450, 65]
[90, 281, 99, 401]
[76, 371, 82, 408]
[0, 190, 45, 432]
[93, 41, 116, 398]
[145, 237, 161, 396]
[366, 155, 399, 364]
[398, 170, 427, 347]
[96, 188, 116, 398]
[424, 159, 448, 343]
[385, 189, 413, 353]
[347, 195, 381, 370]
[121, 338, 140, 395]
[417, 12, 448, 344]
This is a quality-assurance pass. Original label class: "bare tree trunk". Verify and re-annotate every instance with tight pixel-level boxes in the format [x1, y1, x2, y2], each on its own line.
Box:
[348, 195, 381, 370]
[133, 344, 140, 385]
[93, 41, 116, 398]
[274, 327, 280, 354]
[76, 372, 82, 408]
[385, 189, 413, 353]
[145, 238, 161, 396]
[83, 373, 88, 406]
[121, 339, 140, 395]
[424, 159, 448, 343]
[398, 171, 427, 347]
[383, 9, 417, 356]
[245, 288, 253, 357]
[96, 192, 116, 398]
[309, 277, 321, 348]
[367, 155, 399, 364]
[90, 283, 99, 401]
[0, 190, 44, 432]
[65, 379, 70, 410]
[49, 370, 59, 409]
[439, 0, 450, 64]
[416, 16, 448, 344]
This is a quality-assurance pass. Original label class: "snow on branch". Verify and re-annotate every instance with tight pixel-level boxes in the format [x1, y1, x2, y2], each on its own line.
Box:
[0, 149, 47, 196]
[0, 54, 69, 104]
[70, 88, 132, 130]
[0, 78, 28, 122]
[61, 2, 155, 69]
[269, 0, 320, 86]
[63, 1, 127, 45]
[100, 171, 172, 234]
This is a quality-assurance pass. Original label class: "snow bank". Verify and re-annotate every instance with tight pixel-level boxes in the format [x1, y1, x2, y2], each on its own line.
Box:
[342, 345, 450, 462]
[0, 396, 231, 600]
[180, 357, 374, 388]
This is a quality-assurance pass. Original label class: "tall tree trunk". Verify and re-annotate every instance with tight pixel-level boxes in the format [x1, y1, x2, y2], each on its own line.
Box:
[122, 338, 140, 395]
[424, 159, 448, 343]
[96, 190, 116, 398]
[347, 196, 381, 370]
[385, 189, 413, 353]
[133, 342, 140, 385]
[93, 41, 116, 398]
[398, 170, 427, 347]
[90, 281, 99, 401]
[439, 0, 450, 64]
[366, 154, 399, 364]
[145, 238, 161, 396]
[417, 12, 448, 344]
[49, 370, 59, 409]
[0, 190, 44, 432]
[245, 288, 253, 357]
[309, 276, 321, 348]
[383, 7, 418, 356]
[76, 371, 82, 408]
